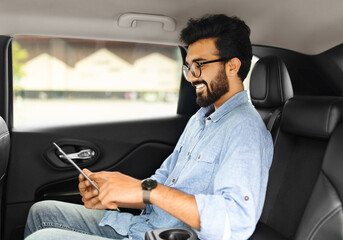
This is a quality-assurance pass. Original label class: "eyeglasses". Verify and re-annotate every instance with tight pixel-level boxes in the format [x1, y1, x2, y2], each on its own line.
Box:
[182, 58, 227, 80]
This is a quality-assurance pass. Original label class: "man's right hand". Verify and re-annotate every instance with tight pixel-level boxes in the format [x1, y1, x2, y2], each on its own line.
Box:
[78, 169, 106, 209]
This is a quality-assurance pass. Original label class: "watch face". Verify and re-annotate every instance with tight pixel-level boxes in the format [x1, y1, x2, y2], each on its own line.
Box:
[142, 179, 157, 190]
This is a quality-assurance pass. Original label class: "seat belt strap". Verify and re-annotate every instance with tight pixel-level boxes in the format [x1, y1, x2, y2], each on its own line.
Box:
[267, 107, 282, 132]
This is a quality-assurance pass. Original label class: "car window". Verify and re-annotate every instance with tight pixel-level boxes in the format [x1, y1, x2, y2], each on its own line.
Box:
[12, 37, 183, 127]
[243, 55, 259, 100]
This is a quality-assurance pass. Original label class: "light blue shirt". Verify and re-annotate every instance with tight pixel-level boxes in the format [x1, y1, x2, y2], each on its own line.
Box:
[99, 90, 273, 240]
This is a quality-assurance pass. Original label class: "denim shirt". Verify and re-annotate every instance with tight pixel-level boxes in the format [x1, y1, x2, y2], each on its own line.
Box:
[99, 90, 273, 240]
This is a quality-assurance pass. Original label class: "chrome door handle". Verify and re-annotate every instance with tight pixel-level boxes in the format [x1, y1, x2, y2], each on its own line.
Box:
[59, 149, 95, 160]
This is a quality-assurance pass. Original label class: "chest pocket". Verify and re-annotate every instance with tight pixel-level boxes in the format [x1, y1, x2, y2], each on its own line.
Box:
[176, 150, 218, 194]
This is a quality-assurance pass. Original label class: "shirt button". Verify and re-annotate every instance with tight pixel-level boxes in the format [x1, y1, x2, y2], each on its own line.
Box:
[244, 196, 249, 201]
[187, 152, 190, 156]
[198, 155, 201, 159]
[145, 219, 149, 223]
[172, 179, 175, 183]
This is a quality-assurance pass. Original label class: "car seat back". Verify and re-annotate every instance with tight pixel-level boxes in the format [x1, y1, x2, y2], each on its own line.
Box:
[249, 55, 293, 140]
[294, 98, 343, 239]
[0, 116, 9, 183]
[253, 96, 343, 239]
[0, 116, 10, 234]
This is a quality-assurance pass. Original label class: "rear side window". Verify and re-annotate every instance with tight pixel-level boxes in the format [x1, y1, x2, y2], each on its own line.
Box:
[12, 37, 182, 127]
[243, 55, 259, 100]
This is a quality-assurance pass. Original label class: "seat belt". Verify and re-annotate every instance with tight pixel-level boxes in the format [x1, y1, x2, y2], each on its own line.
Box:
[261, 107, 284, 224]
[267, 107, 282, 132]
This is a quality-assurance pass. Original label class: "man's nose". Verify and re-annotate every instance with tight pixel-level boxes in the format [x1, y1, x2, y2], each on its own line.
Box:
[186, 72, 198, 84]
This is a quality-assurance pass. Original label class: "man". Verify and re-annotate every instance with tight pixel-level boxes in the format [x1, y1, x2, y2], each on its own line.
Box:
[24, 14, 273, 240]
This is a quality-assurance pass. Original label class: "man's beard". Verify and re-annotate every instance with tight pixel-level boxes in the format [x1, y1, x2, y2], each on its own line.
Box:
[195, 69, 229, 108]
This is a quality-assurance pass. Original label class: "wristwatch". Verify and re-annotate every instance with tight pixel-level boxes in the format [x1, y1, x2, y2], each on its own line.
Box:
[141, 178, 157, 204]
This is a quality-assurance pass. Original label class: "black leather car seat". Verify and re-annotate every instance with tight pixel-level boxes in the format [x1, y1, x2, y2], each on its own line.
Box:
[250, 96, 343, 239]
[293, 97, 343, 240]
[0, 116, 10, 234]
[0, 116, 9, 184]
[249, 55, 293, 140]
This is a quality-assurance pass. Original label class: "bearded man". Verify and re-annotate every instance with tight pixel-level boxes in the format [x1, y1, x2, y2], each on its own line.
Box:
[24, 14, 273, 240]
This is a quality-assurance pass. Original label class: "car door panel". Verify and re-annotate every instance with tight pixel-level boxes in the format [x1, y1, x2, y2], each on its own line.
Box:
[4, 115, 189, 240]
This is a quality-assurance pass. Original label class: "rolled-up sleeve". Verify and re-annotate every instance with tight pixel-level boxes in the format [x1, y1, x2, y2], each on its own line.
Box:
[150, 153, 175, 185]
[195, 121, 272, 240]
[195, 188, 256, 239]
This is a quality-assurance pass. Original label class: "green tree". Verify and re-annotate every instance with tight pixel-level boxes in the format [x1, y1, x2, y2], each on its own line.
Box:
[12, 41, 28, 82]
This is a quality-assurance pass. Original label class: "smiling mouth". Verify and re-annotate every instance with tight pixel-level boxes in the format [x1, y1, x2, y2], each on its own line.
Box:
[192, 81, 207, 91]
[195, 83, 205, 90]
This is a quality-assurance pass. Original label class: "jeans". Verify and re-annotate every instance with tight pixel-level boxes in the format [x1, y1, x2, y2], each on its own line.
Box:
[24, 200, 127, 240]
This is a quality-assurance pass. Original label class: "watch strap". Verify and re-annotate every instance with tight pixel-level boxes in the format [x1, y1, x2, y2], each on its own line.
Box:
[143, 189, 150, 204]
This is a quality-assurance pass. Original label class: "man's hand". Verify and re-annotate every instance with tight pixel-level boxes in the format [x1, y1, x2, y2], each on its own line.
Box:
[78, 169, 106, 209]
[89, 171, 144, 210]
[80, 169, 200, 229]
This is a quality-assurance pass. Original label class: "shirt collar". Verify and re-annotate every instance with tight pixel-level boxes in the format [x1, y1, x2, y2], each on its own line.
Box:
[195, 90, 249, 123]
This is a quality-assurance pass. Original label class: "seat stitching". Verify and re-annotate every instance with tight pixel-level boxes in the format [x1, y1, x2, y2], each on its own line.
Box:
[277, 57, 284, 103]
[263, 60, 270, 102]
[325, 102, 333, 136]
[326, 99, 342, 136]
[322, 167, 341, 193]
[0, 131, 9, 183]
[0, 131, 9, 140]
[307, 205, 342, 240]
[306, 171, 342, 240]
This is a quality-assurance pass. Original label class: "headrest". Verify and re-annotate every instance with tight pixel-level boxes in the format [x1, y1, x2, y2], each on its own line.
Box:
[250, 56, 293, 108]
[281, 97, 343, 139]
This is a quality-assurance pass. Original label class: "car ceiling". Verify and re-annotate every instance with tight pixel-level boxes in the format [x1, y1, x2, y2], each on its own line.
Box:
[0, 0, 342, 55]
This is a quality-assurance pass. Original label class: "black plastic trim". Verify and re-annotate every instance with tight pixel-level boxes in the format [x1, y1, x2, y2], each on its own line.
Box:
[0, 36, 12, 126]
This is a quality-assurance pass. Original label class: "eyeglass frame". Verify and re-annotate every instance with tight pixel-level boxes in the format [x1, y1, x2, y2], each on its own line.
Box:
[182, 58, 228, 79]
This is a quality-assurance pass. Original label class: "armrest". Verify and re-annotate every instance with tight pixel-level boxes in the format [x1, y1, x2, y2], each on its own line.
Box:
[145, 227, 199, 240]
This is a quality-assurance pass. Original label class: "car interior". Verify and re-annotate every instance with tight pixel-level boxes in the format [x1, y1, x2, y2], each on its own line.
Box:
[0, 0, 343, 239]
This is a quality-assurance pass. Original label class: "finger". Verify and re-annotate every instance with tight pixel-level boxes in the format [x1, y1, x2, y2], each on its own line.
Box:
[82, 169, 94, 181]
[78, 182, 85, 192]
[78, 179, 91, 190]
[88, 172, 105, 181]
[79, 180, 88, 189]
[83, 168, 93, 176]
[84, 197, 97, 209]
[106, 202, 118, 210]
[90, 171, 113, 180]
[83, 188, 98, 200]
[79, 169, 92, 182]
[85, 196, 103, 209]
[79, 173, 85, 182]
[85, 179, 91, 187]
[81, 196, 87, 203]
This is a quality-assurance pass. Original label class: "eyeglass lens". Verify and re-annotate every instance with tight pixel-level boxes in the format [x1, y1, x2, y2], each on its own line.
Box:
[183, 62, 201, 79]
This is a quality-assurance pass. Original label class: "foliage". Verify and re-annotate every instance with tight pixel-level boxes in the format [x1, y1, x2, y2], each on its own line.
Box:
[12, 41, 28, 82]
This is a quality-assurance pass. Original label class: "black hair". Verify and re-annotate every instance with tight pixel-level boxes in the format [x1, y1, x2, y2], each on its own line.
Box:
[180, 14, 252, 81]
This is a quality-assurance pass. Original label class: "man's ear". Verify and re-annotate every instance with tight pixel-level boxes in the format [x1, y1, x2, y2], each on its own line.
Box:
[225, 57, 241, 77]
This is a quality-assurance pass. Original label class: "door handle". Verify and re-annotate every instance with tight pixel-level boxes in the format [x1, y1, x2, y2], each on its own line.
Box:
[59, 149, 95, 160]
[45, 139, 100, 169]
